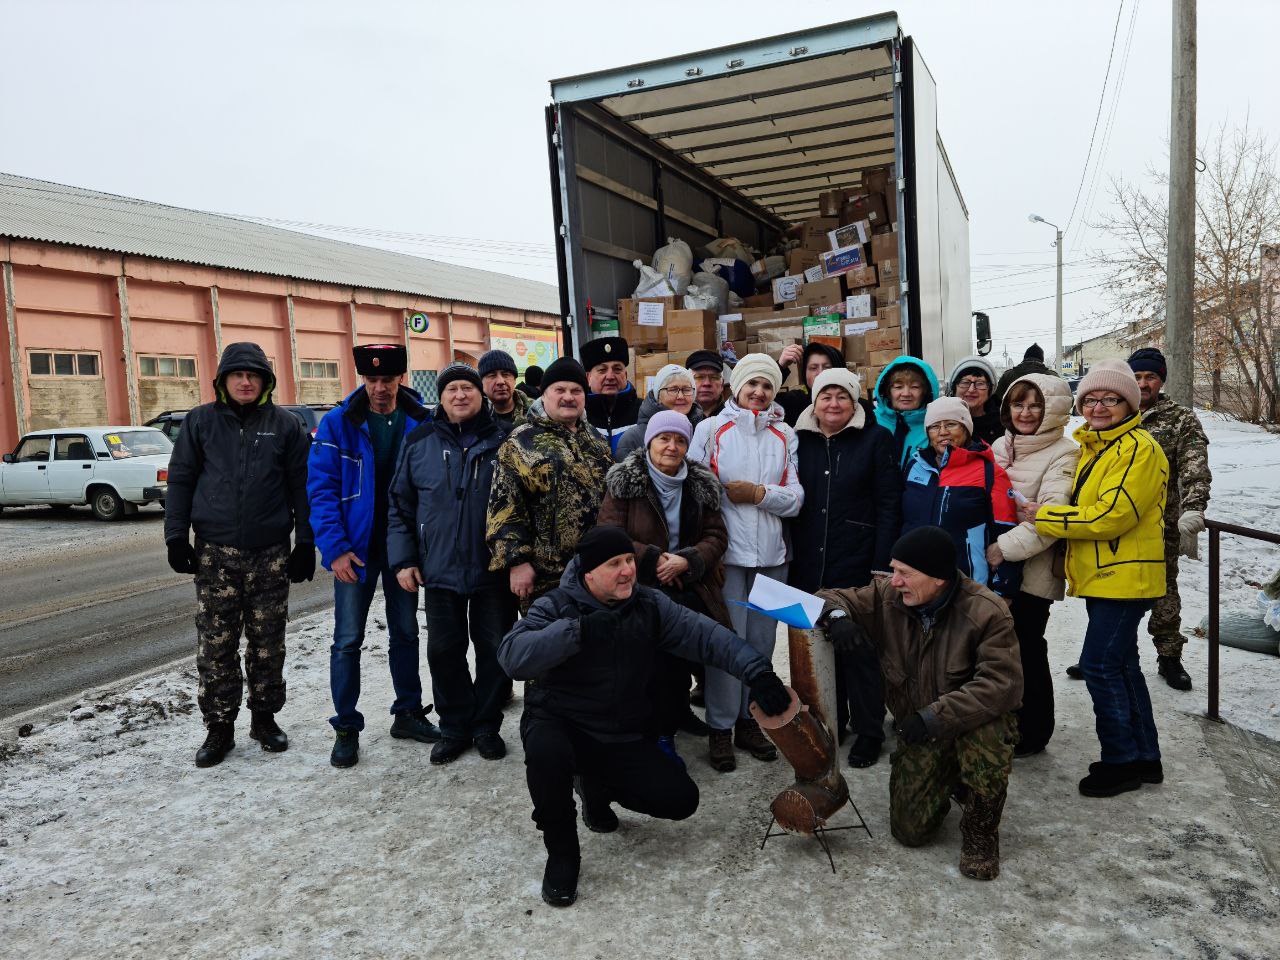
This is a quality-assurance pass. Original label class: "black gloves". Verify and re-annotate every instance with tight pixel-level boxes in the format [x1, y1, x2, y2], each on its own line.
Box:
[898, 712, 929, 746]
[287, 543, 316, 583]
[748, 670, 791, 717]
[166, 539, 196, 575]
[579, 608, 620, 646]
[822, 610, 868, 653]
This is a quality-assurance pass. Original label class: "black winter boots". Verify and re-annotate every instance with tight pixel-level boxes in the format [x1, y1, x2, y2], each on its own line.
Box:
[249, 711, 289, 752]
[541, 854, 581, 907]
[1157, 655, 1193, 691]
[195, 722, 235, 768]
[330, 729, 359, 768]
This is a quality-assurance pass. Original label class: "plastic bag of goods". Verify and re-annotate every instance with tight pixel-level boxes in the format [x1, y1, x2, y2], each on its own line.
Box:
[632, 260, 678, 299]
[704, 237, 754, 265]
[683, 285, 719, 311]
[750, 256, 787, 287]
[688, 270, 729, 314]
[652, 237, 693, 294]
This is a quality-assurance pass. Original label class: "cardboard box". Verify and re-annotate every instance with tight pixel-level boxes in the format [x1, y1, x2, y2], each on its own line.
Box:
[866, 327, 902, 353]
[718, 315, 746, 343]
[803, 264, 825, 283]
[667, 349, 693, 369]
[878, 305, 901, 328]
[874, 285, 899, 309]
[837, 264, 878, 289]
[756, 323, 806, 344]
[842, 334, 869, 365]
[618, 297, 677, 351]
[828, 220, 870, 250]
[803, 315, 842, 339]
[869, 348, 901, 366]
[864, 364, 886, 386]
[795, 277, 844, 309]
[772, 274, 805, 304]
[635, 351, 669, 384]
[820, 245, 867, 278]
[818, 189, 849, 217]
[742, 306, 811, 329]
[863, 166, 893, 196]
[786, 249, 820, 275]
[729, 339, 749, 358]
[807, 334, 843, 351]
[842, 193, 890, 228]
[871, 231, 899, 263]
[743, 292, 775, 307]
[664, 309, 717, 353]
[800, 217, 839, 252]
[879, 258, 900, 282]
[845, 293, 875, 320]
[747, 341, 789, 362]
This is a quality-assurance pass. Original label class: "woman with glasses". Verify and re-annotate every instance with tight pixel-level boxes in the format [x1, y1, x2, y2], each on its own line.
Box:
[1019, 360, 1169, 798]
[947, 356, 1003, 445]
[989, 374, 1080, 757]
[615, 365, 705, 461]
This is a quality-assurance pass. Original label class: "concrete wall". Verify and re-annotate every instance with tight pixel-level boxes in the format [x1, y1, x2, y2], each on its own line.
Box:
[0, 239, 560, 451]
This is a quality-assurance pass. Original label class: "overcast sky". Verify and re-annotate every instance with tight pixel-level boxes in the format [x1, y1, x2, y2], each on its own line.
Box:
[4, 0, 1278, 366]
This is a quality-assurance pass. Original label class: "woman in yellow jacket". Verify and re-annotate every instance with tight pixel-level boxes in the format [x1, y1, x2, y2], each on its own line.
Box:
[1019, 360, 1169, 799]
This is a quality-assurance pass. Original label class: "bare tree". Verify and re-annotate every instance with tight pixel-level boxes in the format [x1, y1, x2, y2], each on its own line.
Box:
[1093, 123, 1280, 424]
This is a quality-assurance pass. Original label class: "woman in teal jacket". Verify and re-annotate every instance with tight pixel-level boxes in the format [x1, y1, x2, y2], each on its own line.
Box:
[872, 356, 941, 467]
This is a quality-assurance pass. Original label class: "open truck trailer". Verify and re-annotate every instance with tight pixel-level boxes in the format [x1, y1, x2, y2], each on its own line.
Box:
[545, 12, 986, 377]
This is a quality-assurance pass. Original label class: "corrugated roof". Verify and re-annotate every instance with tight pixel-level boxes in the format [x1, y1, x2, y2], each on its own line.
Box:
[0, 173, 561, 315]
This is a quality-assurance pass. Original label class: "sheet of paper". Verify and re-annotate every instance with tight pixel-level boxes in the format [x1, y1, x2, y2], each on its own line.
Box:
[731, 574, 826, 629]
[637, 301, 665, 327]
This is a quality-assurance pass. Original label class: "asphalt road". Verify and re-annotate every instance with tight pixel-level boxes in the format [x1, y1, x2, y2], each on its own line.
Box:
[0, 509, 333, 722]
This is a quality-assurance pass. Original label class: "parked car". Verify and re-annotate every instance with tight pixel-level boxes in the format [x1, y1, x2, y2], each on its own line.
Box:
[146, 404, 331, 440]
[0, 426, 171, 520]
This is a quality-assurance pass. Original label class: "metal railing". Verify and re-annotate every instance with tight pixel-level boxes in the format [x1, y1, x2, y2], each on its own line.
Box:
[1205, 518, 1280, 721]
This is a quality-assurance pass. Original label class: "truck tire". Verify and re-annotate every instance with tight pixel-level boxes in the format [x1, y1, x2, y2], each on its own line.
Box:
[89, 486, 126, 522]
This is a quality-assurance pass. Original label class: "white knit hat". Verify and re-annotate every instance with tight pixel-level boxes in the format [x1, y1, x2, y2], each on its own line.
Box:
[811, 367, 862, 404]
[729, 353, 782, 397]
[1075, 358, 1141, 415]
[652, 363, 693, 397]
[924, 396, 973, 435]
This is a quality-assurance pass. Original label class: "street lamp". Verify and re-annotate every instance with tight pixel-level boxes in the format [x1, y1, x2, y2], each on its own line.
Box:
[1029, 214, 1063, 375]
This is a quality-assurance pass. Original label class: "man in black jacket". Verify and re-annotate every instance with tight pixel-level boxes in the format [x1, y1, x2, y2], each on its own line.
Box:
[499, 525, 791, 908]
[581, 336, 642, 458]
[164, 342, 315, 768]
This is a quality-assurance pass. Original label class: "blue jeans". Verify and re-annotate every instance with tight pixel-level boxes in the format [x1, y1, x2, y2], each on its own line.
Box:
[329, 557, 422, 731]
[1081, 598, 1161, 765]
[422, 584, 515, 741]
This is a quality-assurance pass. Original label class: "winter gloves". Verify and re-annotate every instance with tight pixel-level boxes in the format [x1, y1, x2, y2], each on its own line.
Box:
[287, 543, 316, 583]
[166, 539, 196, 575]
[1178, 510, 1205, 559]
[723, 481, 765, 505]
[822, 610, 870, 653]
[898, 712, 929, 746]
[748, 670, 791, 716]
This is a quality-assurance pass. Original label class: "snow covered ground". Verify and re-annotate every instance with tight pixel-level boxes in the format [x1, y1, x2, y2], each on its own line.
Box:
[0, 503, 166, 571]
[2, 412, 1278, 959]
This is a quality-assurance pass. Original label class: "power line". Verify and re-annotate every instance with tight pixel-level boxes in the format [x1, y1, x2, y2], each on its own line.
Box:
[1063, 1, 1126, 234]
[976, 279, 1119, 311]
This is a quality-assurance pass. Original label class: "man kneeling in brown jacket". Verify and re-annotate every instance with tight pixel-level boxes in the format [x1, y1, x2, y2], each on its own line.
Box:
[816, 525, 1023, 880]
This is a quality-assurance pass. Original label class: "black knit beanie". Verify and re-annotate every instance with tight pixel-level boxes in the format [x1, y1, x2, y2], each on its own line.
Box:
[890, 526, 957, 581]
[437, 362, 481, 393]
[541, 356, 589, 392]
[478, 349, 518, 379]
[1127, 347, 1167, 381]
[576, 526, 636, 574]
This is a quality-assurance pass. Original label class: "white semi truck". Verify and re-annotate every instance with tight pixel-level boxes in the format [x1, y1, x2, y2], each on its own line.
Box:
[544, 12, 989, 375]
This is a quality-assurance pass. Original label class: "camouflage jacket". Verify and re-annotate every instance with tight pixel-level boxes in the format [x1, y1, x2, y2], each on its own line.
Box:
[486, 399, 613, 591]
[1141, 394, 1211, 526]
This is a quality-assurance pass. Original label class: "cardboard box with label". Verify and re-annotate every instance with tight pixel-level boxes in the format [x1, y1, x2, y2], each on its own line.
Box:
[756, 323, 806, 344]
[665, 309, 718, 353]
[803, 264, 826, 283]
[874, 285, 899, 309]
[795, 276, 843, 309]
[800, 217, 839, 252]
[618, 297, 677, 351]
[828, 220, 870, 250]
[635, 351, 670, 385]
[772, 274, 806, 305]
[842, 192, 890, 228]
[842, 333, 869, 365]
[786, 249, 820, 276]
[871, 230, 899, 264]
[879, 258, 900, 283]
[803, 315, 842, 339]
[878, 304, 901, 328]
[866, 327, 901, 353]
[718, 314, 746, 343]
[836, 264, 877, 290]
[819, 245, 867, 279]
[845, 293, 875, 320]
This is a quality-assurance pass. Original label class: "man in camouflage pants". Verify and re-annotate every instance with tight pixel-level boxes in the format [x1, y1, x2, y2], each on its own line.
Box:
[817, 526, 1022, 881]
[486, 357, 613, 609]
[1128, 348, 1212, 691]
[165, 342, 316, 768]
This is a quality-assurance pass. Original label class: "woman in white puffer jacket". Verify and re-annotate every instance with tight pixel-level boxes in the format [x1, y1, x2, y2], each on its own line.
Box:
[690, 353, 803, 773]
[988, 372, 1080, 757]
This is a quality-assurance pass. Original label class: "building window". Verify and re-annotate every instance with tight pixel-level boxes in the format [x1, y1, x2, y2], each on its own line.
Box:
[139, 354, 197, 379]
[29, 351, 100, 377]
[300, 360, 339, 379]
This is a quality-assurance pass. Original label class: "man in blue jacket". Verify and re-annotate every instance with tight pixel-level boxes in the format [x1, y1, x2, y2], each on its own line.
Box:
[308, 343, 437, 768]
[388, 362, 515, 765]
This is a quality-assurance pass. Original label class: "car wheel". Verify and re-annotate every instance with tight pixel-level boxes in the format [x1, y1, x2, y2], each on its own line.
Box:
[90, 486, 125, 521]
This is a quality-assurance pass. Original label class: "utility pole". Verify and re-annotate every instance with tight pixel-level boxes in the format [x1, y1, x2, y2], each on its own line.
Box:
[1165, 0, 1196, 406]
[1029, 214, 1064, 373]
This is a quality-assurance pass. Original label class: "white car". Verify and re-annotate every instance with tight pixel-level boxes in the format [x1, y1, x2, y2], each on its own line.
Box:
[0, 426, 172, 520]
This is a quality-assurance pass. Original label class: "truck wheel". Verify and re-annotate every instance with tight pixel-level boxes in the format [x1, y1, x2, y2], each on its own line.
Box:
[89, 486, 125, 522]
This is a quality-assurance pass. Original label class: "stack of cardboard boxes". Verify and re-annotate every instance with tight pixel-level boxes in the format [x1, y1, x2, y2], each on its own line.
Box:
[606, 164, 904, 393]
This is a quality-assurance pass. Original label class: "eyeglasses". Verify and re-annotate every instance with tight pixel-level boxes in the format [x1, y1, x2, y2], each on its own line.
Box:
[955, 378, 989, 392]
[1081, 396, 1125, 408]
[926, 420, 967, 433]
[660, 386, 694, 397]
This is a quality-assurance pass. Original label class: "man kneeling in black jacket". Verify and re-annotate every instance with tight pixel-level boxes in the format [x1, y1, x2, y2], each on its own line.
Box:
[498, 525, 790, 908]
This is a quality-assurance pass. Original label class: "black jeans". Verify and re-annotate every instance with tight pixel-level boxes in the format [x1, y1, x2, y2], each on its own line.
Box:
[521, 712, 700, 857]
[836, 644, 887, 744]
[1011, 592, 1054, 753]
[648, 584, 706, 737]
[422, 584, 514, 741]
